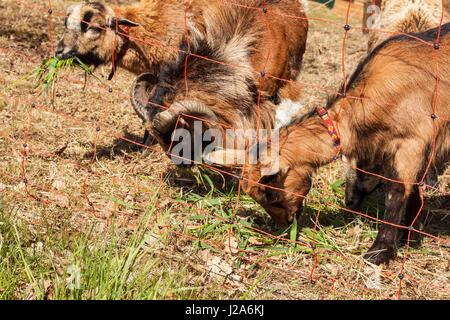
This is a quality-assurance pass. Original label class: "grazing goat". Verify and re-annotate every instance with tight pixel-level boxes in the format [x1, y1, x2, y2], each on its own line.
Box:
[346, 0, 449, 210]
[208, 24, 450, 265]
[55, 0, 308, 145]
[142, 5, 294, 161]
[55, 0, 185, 77]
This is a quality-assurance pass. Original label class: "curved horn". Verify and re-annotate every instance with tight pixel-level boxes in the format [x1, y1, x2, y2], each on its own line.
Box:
[130, 73, 158, 122]
[153, 100, 217, 134]
[203, 142, 277, 168]
[203, 148, 247, 166]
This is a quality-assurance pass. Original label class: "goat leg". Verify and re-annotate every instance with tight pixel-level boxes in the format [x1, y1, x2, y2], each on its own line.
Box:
[364, 182, 407, 265]
[345, 158, 382, 210]
[344, 163, 365, 210]
[141, 129, 155, 145]
[400, 185, 425, 248]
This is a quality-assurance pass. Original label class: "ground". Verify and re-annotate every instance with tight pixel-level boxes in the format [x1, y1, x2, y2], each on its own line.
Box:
[0, 0, 449, 300]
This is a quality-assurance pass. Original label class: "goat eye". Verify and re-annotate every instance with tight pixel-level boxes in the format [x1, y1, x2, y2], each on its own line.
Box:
[89, 26, 102, 32]
[86, 26, 102, 35]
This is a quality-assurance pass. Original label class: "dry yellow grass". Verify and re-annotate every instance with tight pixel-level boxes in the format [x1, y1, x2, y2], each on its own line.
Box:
[0, 0, 449, 299]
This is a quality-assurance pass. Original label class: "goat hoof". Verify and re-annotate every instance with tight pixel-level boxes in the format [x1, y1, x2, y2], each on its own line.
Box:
[364, 242, 396, 265]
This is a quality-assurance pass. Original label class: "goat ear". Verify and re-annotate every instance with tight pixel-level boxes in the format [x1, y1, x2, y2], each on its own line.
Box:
[108, 17, 140, 28]
[259, 168, 280, 184]
[117, 18, 140, 27]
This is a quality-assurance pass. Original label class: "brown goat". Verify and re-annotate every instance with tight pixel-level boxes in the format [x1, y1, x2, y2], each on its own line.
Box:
[346, 0, 450, 210]
[208, 24, 450, 265]
[55, 1, 308, 130]
[56, 1, 179, 76]
[142, 6, 285, 161]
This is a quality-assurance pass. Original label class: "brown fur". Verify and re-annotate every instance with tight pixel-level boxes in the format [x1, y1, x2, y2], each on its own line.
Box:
[146, 9, 279, 154]
[238, 24, 450, 264]
[55, 0, 308, 101]
[348, 0, 450, 209]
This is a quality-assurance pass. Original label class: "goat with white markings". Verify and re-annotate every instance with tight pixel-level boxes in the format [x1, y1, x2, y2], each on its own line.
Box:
[143, 2, 308, 162]
[55, 0, 308, 146]
[366, 0, 449, 52]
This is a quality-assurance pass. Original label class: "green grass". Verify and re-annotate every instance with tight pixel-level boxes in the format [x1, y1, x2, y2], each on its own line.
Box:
[0, 166, 409, 300]
[177, 169, 324, 261]
[33, 56, 100, 101]
[0, 192, 212, 300]
[175, 166, 390, 265]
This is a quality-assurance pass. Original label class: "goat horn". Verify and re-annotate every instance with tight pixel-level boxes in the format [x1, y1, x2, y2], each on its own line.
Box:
[130, 73, 158, 122]
[203, 142, 276, 167]
[203, 148, 247, 166]
[153, 101, 217, 134]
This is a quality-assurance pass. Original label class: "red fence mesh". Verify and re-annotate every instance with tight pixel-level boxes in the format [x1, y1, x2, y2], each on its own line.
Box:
[1, 0, 449, 299]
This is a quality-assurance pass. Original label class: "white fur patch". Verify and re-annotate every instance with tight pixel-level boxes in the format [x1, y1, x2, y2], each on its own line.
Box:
[274, 99, 305, 130]
[66, 4, 82, 31]
[186, 11, 205, 47]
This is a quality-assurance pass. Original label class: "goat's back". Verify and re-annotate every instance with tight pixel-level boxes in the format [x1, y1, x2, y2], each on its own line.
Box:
[341, 23, 450, 164]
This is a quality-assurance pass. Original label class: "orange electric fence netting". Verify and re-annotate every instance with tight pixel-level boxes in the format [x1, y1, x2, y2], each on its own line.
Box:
[1, 0, 449, 299]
